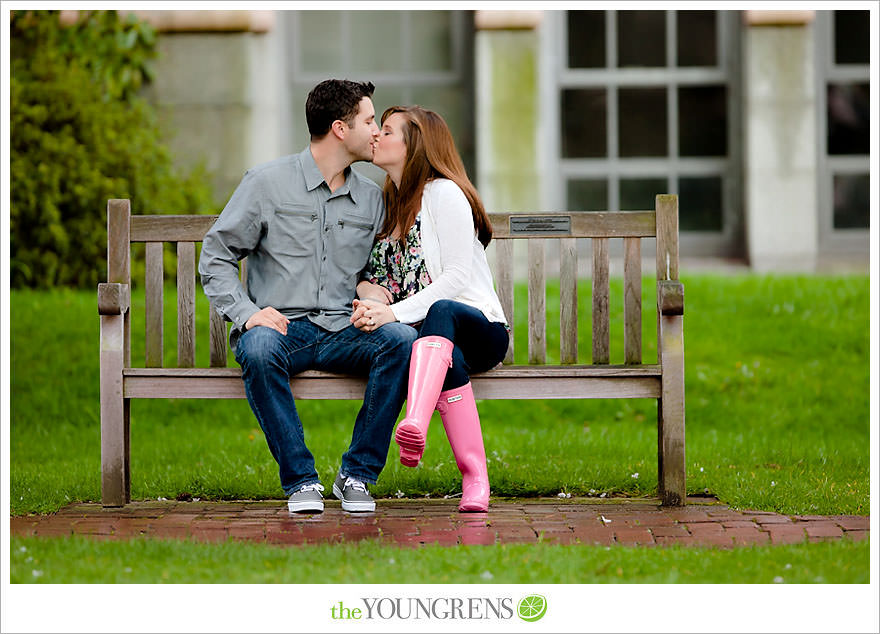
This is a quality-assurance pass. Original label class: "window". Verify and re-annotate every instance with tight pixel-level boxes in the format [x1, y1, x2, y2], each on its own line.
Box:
[287, 11, 475, 179]
[557, 10, 739, 254]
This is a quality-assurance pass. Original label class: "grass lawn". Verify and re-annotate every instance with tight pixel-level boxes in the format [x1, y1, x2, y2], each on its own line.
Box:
[7, 274, 872, 587]
[9, 274, 870, 516]
[9, 535, 870, 583]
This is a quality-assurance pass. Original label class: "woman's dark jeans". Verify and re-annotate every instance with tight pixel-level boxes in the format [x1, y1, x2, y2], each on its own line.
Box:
[417, 299, 509, 391]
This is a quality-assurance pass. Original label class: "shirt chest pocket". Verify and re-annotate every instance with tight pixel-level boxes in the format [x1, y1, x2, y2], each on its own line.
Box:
[270, 205, 319, 257]
[334, 213, 376, 274]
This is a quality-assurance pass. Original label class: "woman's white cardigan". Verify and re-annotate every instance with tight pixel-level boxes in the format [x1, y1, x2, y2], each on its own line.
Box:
[388, 179, 508, 326]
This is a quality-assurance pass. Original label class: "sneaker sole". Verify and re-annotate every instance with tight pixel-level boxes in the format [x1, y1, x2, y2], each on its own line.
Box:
[288, 500, 324, 514]
[332, 483, 376, 512]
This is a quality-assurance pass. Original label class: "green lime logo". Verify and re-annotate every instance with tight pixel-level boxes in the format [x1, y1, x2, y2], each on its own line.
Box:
[517, 595, 547, 622]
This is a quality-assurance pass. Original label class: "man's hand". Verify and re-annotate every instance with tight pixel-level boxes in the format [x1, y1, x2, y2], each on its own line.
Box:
[245, 307, 290, 335]
[356, 281, 392, 305]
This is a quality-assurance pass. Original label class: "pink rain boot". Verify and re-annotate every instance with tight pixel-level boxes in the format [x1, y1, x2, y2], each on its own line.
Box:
[436, 382, 490, 512]
[395, 336, 454, 467]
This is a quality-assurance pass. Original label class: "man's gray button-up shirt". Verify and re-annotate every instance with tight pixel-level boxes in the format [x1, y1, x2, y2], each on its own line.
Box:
[198, 147, 385, 351]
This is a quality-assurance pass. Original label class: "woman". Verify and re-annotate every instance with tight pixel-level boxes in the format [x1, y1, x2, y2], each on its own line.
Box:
[351, 105, 509, 512]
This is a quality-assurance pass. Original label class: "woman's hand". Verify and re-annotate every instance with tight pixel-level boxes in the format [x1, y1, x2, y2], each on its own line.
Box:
[351, 299, 397, 333]
[356, 281, 392, 305]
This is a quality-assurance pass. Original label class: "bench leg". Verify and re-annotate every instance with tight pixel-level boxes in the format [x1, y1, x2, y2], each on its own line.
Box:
[658, 313, 685, 506]
[101, 314, 130, 507]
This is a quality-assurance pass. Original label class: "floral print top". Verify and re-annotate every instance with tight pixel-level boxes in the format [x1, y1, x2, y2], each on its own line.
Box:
[364, 214, 432, 303]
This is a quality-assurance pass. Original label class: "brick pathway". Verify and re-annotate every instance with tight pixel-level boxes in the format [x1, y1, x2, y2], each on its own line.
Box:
[10, 497, 869, 548]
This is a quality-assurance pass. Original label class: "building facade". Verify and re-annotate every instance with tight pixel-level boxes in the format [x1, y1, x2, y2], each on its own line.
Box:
[138, 9, 871, 272]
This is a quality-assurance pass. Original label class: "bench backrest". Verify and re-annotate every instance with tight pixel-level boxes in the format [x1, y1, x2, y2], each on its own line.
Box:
[105, 194, 679, 370]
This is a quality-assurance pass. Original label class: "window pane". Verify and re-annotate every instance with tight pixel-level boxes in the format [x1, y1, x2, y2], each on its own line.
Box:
[561, 89, 607, 158]
[411, 11, 453, 72]
[679, 85, 727, 156]
[834, 11, 869, 65]
[567, 179, 608, 211]
[620, 178, 667, 211]
[827, 83, 869, 155]
[568, 11, 605, 68]
[619, 87, 667, 157]
[617, 11, 665, 67]
[678, 177, 723, 231]
[677, 11, 716, 67]
[351, 12, 404, 73]
[300, 12, 343, 72]
[833, 174, 869, 229]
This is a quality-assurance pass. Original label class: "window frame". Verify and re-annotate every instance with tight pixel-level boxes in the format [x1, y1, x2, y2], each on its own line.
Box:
[814, 10, 871, 255]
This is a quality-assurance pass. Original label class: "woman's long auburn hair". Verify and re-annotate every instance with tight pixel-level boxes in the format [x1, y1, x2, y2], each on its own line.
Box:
[378, 105, 492, 248]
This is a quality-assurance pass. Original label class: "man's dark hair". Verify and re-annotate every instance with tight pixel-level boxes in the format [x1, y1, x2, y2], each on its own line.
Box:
[306, 79, 375, 139]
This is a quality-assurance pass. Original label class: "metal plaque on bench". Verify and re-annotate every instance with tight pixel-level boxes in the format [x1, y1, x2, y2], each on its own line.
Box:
[509, 215, 572, 236]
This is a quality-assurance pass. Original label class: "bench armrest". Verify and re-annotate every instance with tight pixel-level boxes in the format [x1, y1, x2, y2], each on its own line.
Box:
[98, 283, 130, 315]
[658, 280, 684, 316]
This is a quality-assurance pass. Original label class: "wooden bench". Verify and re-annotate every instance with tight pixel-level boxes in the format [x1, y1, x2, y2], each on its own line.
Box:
[98, 195, 685, 507]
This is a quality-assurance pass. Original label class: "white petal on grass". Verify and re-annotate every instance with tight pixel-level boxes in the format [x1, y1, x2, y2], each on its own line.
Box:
[480, 570, 494, 580]
[773, 576, 784, 583]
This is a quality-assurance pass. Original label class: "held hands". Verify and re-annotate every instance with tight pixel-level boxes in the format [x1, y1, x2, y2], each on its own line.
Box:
[351, 298, 396, 333]
[244, 306, 290, 335]
[356, 281, 392, 305]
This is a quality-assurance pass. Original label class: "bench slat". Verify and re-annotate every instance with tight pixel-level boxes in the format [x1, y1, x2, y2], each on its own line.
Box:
[489, 211, 656, 239]
[624, 237, 642, 364]
[177, 242, 196, 368]
[145, 242, 164, 368]
[131, 215, 217, 242]
[209, 304, 227, 368]
[592, 237, 610, 364]
[495, 240, 514, 364]
[528, 239, 546, 364]
[560, 237, 578, 364]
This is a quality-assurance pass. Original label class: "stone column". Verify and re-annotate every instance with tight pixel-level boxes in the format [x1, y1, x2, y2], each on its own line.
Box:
[475, 11, 543, 214]
[742, 11, 818, 272]
[475, 11, 543, 280]
[137, 11, 283, 203]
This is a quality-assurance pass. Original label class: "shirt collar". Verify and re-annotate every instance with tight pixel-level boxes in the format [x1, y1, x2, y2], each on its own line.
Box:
[300, 146, 358, 203]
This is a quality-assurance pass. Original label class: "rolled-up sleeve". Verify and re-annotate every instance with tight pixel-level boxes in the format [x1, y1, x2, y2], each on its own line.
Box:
[198, 171, 264, 330]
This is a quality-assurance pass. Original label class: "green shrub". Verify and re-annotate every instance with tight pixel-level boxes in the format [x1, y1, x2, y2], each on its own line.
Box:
[10, 10, 216, 288]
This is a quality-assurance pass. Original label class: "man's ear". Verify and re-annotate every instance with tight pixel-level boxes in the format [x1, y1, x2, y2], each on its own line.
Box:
[331, 119, 347, 140]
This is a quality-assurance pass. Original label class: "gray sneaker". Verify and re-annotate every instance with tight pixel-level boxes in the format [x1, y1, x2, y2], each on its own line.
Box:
[332, 473, 376, 512]
[288, 482, 324, 514]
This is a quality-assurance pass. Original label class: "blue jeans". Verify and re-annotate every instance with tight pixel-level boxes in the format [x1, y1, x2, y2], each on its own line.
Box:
[417, 300, 509, 391]
[235, 318, 418, 495]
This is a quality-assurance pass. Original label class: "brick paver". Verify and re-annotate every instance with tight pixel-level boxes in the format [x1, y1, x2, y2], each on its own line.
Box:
[10, 497, 869, 548]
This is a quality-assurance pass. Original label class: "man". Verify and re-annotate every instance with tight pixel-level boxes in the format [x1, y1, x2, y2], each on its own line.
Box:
[199, 79, 417, 514]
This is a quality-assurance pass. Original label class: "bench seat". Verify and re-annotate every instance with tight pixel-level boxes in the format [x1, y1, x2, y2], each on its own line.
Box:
[123, 365, 663, 400]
